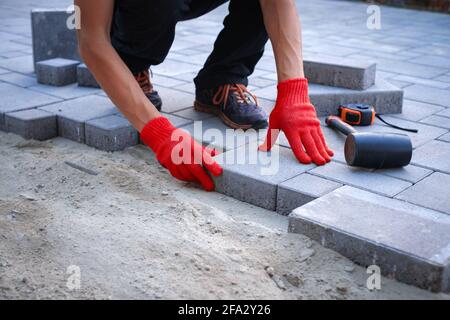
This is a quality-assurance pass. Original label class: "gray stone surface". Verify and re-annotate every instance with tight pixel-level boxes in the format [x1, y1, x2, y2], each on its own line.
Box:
[404, 84, 450, 108]
[5, 108, 57, 140]
[277, 173, 342, 215]
[252, 78, 404, 116]
[303, 54, 376, 90]
[29, 83, 100, 99]
[412, 140, 450, 174]
[420, 115, 450, 129]
[0, 82, 60, 131]
[172, 107, 214, 121]
[376, 165, 432, 184]
[213, 144, 314, 210]
[389, 99, 444, 122]
[396, 172, 450, 215]
[77, 63, 100, 88]
[181, 117, 266, 152]
[39, 95, 117, 143]
[309, 161, 412, 197]
[0, 55, 34, 74]
[85, 115, 138, 152]
[438, 132, 450, 143]
[156, 87, 195, 113]
[36, 58, 79, 86]
[288, 186, 450, 293]
[0, 72, 37, 87]
[31, 9, 80, 68]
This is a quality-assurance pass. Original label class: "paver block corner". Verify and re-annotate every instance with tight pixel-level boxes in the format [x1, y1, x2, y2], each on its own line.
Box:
[304, 54, 376, 90]
[288, 186, 450, 293]
[277, 173, 342, 215]
[213, 144, 315, 211]
[5, 108, 57, 141]
[36, 58, 80, 86]
[39, 95, 118, 143]
[85, 115, 138, 152]
[77, 63, 100, 88]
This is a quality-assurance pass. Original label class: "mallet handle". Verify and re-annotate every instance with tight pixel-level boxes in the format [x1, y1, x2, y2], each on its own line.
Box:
[326, 116, 357, 136]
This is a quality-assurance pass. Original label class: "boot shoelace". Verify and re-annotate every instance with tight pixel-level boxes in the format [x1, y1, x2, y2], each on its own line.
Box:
[135, 70, 153, 94]
[212, 84, 258, 109]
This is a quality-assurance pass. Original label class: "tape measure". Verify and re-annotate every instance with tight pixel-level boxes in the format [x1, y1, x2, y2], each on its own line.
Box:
[338, 104, 418, 133]
[338, 104, 375, 126]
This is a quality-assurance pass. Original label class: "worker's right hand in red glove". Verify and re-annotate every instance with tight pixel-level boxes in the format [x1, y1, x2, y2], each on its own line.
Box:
[259, 78, 333, 165]
[140, 117, 223, 191]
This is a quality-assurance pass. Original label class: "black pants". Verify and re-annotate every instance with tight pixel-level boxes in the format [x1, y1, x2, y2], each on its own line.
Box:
[111, 0, 269, 89]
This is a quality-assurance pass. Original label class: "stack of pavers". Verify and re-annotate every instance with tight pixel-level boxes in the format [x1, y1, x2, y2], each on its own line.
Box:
[1, 9, 448, 293]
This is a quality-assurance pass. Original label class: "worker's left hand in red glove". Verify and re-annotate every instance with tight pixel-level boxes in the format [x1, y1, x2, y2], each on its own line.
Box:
[140, 117, 222, 191]
[259, 78, 334, 166]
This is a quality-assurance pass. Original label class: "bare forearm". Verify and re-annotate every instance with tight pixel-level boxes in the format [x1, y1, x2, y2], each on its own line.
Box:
[259, 0, 304, 82]
[79, 40, 159, 131]
[75, 0, 159, 132]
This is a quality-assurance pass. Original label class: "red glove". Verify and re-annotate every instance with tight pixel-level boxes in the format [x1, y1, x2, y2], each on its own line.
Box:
[259, 78, 333, 165]
[140, 117, 222, 191]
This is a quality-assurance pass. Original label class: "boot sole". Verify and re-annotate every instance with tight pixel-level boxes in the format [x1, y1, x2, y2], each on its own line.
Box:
[194, 100, 267, 130]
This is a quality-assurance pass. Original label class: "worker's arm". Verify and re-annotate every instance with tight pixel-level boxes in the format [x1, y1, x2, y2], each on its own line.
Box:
[75, 0, 158, 131]
[259, 0, 334, 165]
[74, 0, 222, 191]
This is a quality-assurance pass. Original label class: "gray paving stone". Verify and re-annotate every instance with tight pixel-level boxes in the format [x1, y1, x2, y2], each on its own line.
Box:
[404, 84, 450, 108]
[412, 140, 450, 174]
[303, 54, 376, 90]
[438, 132, 450, 143]
[389, 99, 444, 122]
[36, 58, 80, 86]
[85, 115, 138, 152]
[420, 115, 450, 129]
[252, 78, 403, 116]
[0, 82, 60, 131]
[181, 117, 265, 152]
[0, 55, 34, 74]
[31, 9, 79, 68]
[288, 186, 450, 293]
[172, 107, 214, 121]
[277, 173, 342, 215]
[152, 59, 199, 77]
[39, 95, 117, 143]
[5, 108, 56, 140]
[0, 50, 30, 59]
[375, 57, 445, 79]
[0, 72, 36, 87]
[390, 74, 450, 89]
[152, 75, 187, 88]
[161, 112, 193, 128]
[77, 63, 100, 88]
[309, 161, 412, 197]
[156, 87, 195, 113]
[29, 83, 100, 100]
[0, 40, 29, 54]
[409, 55, 450, 69]
[213, 143, 315, 211]
[434, 75, 450, 83]
[396, 172, 450, 215]
[436, 108, 450, 118]
[376, 165, 432, 183]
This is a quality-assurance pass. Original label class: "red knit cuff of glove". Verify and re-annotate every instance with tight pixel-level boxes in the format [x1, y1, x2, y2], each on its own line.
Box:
[140, 116, 175, 152]
[277, 78, 310, 105]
